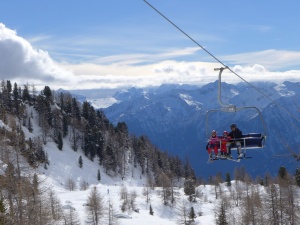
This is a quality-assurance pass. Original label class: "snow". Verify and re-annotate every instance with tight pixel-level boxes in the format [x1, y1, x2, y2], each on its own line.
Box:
[89, 97, 119, 109]
[0, 119, 11, 131]
[11, 105, 219, 224]
[179, 93, 202, 110]
[36, 139, 225, 225]
[274, 83, 295, 96]
[0, 104, 252, 225]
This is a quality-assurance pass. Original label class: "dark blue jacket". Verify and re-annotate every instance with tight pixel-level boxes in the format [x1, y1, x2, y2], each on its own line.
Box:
[229, 128, 242, 139]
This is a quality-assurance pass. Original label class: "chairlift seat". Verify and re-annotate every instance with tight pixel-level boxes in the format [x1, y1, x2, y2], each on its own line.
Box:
[227, 133, 266, 149]
[214, 133, 266, 150]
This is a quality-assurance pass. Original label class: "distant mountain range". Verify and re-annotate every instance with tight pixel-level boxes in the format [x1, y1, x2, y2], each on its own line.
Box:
[71, 81, 300, 179]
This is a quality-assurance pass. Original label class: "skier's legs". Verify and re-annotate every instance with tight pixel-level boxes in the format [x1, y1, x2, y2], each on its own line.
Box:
[221, 143, 227, 155]
[213, 145, 218, 155]
[207, 146, 212, 155]
[236, 141, 242, 154]
[226, 142, 232, 155]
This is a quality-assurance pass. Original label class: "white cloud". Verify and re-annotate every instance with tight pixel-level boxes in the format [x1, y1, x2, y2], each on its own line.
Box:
[60, 60, 220, 89]
[223, 49, 300, 70]
[0, 23, 73, 88]
[0, 23, 300, 92]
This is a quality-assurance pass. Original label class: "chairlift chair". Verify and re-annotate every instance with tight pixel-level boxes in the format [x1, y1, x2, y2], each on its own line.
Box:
[206, 67, 267, 156]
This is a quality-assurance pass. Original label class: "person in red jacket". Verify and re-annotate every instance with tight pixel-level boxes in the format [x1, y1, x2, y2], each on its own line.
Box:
[207, 130, 219, 160]
[220, 131, 231, 157]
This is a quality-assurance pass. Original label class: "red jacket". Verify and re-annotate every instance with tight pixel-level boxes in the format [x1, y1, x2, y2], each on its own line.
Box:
[209, 135, 219, 145]
[220, 136, 231, 144]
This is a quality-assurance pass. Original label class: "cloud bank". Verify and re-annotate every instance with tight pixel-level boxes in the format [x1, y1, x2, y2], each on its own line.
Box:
[0, 23, 300, 92]
[0, 23, 74, 88]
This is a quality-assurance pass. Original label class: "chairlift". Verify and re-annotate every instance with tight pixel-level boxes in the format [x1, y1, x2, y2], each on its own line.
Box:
[206, 67, 267, 156]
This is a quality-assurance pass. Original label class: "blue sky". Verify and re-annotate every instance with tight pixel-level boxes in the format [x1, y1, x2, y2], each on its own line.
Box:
[1, 0, 300, 90]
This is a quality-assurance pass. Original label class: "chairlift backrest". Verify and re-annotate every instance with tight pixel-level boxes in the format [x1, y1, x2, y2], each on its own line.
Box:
[215, 133, 266, 150]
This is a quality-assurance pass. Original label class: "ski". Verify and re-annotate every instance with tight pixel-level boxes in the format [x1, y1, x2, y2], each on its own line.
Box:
[238, 156, 252, 160]
[207, 154, 212, 163]
[226, 158, 240, 162]
[207, 155, 247, 163]
[207, 154, 216, 163]
[219, 157, 240, 162]
[207, 158, 214, 163]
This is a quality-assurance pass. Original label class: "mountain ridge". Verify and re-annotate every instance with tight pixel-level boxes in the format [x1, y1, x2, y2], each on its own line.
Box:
[101, 81, 300, 179]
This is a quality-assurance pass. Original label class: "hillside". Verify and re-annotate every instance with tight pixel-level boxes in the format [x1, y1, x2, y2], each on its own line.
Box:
[3, 128, 300, 225]
[0, 81, 195, 224]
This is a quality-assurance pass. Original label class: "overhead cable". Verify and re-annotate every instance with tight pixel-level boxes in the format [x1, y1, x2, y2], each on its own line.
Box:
[143, 0, 300, 123]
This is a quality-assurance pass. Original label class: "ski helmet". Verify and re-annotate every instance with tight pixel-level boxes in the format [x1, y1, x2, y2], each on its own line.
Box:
[212, 130, 216, 135]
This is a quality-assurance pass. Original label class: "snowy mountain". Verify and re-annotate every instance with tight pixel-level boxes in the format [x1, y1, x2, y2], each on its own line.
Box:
[102, 81, 300, 179]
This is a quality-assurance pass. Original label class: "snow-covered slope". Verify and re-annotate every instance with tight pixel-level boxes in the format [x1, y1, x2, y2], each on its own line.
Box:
[11, 106, 217, 225]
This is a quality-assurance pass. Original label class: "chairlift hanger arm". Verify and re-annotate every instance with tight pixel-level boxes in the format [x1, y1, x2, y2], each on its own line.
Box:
[214, 67, 236, 110]
[236, 106, 268, 136]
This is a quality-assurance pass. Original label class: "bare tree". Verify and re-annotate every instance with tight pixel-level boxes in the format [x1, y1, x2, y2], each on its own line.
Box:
[80, 180, 89, 191]
[240, 183, 264, 225]
[65, 178, 77, 191]
[85, 187, 104, 225]
[62, 208, 81, 225]
[285, 177, 300, 224]
[157, 172, 171, 205]
[234, 166, 247, 182]
[211, 174, 222, 200]
[176, 198, 189, 225]
[230, 181, 243, 207]
[275, 174, 300, 224]
[129, 190, 137, 211]
[107, 199, 119, 225]
[264, 183, 280, 224]
[69, 127, 80, 152]
[48, 189, 63, 221]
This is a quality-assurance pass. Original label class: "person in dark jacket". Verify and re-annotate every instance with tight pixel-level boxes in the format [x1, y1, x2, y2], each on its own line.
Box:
[226, 123, 243, 158]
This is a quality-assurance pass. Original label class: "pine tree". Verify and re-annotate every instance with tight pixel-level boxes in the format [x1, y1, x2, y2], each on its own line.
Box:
[28, 117, 33, 133]
[149, 204, 154, 215]
[225, 173, 231, 186]
[295, 168, 300, 187]
[57, 131, 63, 150]
[78, 156, 83, 168]
[22, 84, 30, 102]
[278, 166, 287, 179]
[188, 206, 196, 222]
[0, 198, 6, 225]
[216, 202, 228, 225]
[6, 80, 11, 93]
[184, 179, 196, 196]
[32, 173, 39, 194]
[62, 115, 68, 137]
[97, 169, 101, 182]
[121, 201, 126, 212]
[13, 82, 19, 115]
[43, 85, 52, 100]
